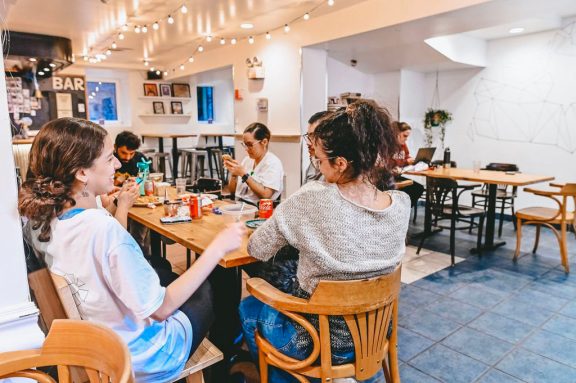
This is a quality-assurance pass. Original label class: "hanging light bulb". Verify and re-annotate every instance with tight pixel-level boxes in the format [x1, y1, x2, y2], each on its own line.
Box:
[206, 35, 212, 42]
[181, 4, 188, 14]
[303, 13, 310, 20]
[180, 64, 185, 70]
[266, 32, 271, 40]
[231, 38, 237, 45]
[163, 71, 168, 76]
[142, 25, 148, 33]
[150, 67, 155, 71]
[220, 38, 226, 45]
[134, 25, 141, 33]
[198, 45, 204, 52]
[122, 24, 129, 32]
[328, 0, 335, 5]
[106, 49, 112, 56]
[118, 32, 125, 40]
[153, 21, 159, 30]
[167, 15, 175, 24]
[111, 41, 117, 49]
[188, 56, 194, 63]
[144, 60, 149, 66]
[248, 36, 254, 44]
[49, 63, 56, 68]
[156, 70, 161, 75]
[284, 24, 290, 33]
[83, 56, 89, 61]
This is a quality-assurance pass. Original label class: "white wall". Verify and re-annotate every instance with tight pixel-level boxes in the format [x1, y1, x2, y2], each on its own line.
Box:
[327, 57, 374, 100]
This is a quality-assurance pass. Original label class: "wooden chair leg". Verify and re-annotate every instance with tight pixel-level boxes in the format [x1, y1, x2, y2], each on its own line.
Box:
[560, 224, 570, 273]
[511, 202, 517, 231]
[258, 348, 268, 383]
[186, 371, 204, 383]
[514, 217, 523, 261]
[532, 225, 541, 254]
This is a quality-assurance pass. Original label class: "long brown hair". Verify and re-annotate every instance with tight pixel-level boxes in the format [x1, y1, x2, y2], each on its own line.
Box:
[18, 118, 108, 242]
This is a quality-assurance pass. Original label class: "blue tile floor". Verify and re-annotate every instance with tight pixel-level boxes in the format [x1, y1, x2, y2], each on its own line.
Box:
[399, 217, 576, 383]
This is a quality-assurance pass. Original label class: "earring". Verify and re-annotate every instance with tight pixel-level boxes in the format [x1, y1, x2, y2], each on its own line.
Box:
[81, 182, 89, 197]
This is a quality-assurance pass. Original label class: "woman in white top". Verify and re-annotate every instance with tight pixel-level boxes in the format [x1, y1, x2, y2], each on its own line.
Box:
[19, 117, 245, 383]
[224, 123, 284, 205]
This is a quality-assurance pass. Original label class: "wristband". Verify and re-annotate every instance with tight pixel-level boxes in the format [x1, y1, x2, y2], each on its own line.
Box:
[241, 173, 250, 183]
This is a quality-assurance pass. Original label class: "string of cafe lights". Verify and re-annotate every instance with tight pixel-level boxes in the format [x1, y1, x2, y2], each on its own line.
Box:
[83, 0, 336, 77]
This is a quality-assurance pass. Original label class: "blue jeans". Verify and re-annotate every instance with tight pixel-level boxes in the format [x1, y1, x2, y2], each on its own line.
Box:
[239, 296, 385, 383]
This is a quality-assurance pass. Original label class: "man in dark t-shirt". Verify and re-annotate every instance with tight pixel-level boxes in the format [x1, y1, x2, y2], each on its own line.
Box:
[114, 131, 150, 185]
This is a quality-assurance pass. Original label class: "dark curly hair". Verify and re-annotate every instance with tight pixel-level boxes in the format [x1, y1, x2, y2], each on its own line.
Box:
[115, 130, 141, 150]
[18, 118, 108, 242]
[313, 99, 399, 186]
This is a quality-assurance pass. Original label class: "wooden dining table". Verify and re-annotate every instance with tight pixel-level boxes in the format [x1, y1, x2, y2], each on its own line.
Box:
[405, 168, 554, 252]
[129, 199, 257, 371]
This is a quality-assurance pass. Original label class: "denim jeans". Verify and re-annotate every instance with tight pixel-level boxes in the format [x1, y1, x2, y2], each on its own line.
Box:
[239, 296, 385, 383]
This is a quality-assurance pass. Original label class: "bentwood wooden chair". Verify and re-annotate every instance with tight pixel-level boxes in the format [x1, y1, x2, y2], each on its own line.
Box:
[514, 183, 576, 272]
[0, 319, 134, 383]
[246, 266, 402, 383]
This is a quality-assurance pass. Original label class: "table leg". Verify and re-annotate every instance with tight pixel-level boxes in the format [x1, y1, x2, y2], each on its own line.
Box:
[172, 137, 179, 182]
[471, 183, 506, 253]
[158, 138, 166, 176]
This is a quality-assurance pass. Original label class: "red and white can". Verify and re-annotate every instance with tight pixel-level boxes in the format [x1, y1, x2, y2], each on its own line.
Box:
[259, 199, 274, 219]
[189, 195, 202, 219]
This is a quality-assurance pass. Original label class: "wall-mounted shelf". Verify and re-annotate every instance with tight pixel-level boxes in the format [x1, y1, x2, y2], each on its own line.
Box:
[138, 97, 192, 102]
[138, 114, 192, 118]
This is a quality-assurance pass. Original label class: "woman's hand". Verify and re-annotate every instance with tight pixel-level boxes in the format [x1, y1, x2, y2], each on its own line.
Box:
[116, 181, 140, 208]
[210, 222, 247, 255]
[224, 159, 246, 177]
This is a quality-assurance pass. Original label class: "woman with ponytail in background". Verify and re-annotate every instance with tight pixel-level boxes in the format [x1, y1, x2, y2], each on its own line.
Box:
[19, 117, 245, 383]
[238, 100, 411, 383]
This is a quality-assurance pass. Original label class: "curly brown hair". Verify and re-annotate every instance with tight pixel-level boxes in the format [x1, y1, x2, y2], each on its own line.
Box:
[313, 99, 399, 187]
[18, 118, 108, 242]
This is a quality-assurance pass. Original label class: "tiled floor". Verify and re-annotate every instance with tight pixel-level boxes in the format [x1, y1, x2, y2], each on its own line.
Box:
[165, 215, 576, 383]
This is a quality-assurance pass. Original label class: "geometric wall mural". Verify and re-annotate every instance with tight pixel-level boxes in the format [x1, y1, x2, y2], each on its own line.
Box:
[468, 19, 576, 154]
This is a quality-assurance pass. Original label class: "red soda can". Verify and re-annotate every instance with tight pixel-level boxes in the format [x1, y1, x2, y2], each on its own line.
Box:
[144, 180, 154, 196]
[189, 195, 202, 219]
[259, 199, 274, 219]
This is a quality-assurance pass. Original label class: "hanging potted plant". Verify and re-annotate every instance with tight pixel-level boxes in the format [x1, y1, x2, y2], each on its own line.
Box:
[424, 108, 452, 147]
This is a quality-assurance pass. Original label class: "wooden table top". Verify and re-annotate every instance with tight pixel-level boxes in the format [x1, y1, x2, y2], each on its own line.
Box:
[395, 179, 413, 189]
[405, 168, 554, 186]
[12, 138, 35, 144]
[128, 199, 256, 268]
[141, 133, 198, 139]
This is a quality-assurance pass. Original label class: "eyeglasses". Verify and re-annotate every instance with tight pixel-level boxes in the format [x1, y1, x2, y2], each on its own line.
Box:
[310, 156, 337, 169]
[241, 140, 261, 149]
[303, 133, 315, 145]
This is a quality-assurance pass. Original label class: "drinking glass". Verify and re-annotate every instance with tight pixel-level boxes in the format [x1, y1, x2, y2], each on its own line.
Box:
[473, 160, 481, 174]
[175, 178, 187, 194]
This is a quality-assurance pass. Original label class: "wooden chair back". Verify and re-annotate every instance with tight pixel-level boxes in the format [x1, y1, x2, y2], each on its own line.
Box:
[0, 320, 133, 383]
[247, 266, 402, 383]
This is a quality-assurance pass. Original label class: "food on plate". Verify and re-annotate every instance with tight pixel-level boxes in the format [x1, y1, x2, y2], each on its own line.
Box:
[135, 195, 161, 205]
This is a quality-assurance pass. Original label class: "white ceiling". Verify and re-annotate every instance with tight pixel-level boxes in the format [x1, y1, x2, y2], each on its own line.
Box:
[2, 0, 365, 70]
[310, 0, 576, 73]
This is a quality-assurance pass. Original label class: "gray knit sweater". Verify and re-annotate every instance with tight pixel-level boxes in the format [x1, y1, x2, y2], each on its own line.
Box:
[247, 181, 411, 355]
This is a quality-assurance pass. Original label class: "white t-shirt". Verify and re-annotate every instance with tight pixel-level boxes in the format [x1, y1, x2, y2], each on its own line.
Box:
[235, 151, 284, 204]
[27, 208, 192, 383]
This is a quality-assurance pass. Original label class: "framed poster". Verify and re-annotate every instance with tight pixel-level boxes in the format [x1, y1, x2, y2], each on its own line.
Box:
[153, 101, 165, 114]
[160, 83, 172, 97]
[143, 83, 159, 97]
[172, 83, 191, 98]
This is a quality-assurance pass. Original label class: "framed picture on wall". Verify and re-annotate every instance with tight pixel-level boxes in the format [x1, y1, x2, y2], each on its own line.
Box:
[172, 83, 191, 98]
[171, 101, 183, 114]
[159, 84, 172, 97]
[143, 83, 159, 97]
[153, 101, 165, 114]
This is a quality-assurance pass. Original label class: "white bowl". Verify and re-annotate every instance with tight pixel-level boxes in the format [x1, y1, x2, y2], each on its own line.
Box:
[220, 203, 258, 221]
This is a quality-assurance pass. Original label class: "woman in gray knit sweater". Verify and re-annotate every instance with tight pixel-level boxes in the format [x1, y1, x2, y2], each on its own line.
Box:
[239, 100, 411, 383]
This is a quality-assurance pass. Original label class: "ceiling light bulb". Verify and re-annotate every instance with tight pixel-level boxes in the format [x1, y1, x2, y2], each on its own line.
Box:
[303, 13, 310, 20]
[142, 25, 148, 33]
[29, 57, 37, 62]
[38, 71, 44, 75]
[181, 5, 188, 14]
[328, 0, 335, 5]
[135, 25, 141, 33]
[509, 27, 525, 34]
[106, 49, 112, 55]
[284, 24, 290, 33]
[206, 35, 212, 42]
[198, 45, 204, 52]
[111, 41, 117, 49]
[266, 32, 271, 40]
[188, 56, 194, 62]
[118, 32, 125, 40]
[220, 38, 225, 45]
[49, 63, 56, 68]
[144, 61, 149, 66]
[122, 24, 129, 31]
[156, 70, 161, 75]
[153, 22, 159, 30]
[231, 38, 237, 45]
[180, 64, 185, 70]
[168, 15, 174, 24]
[43, 67, 50, 71]
[83, 56, 89, 61]
[150, 67, 155, 71]
[248, 36, 254, 44]
[240, 23, 254, 29]
[163, 71, 168, 76]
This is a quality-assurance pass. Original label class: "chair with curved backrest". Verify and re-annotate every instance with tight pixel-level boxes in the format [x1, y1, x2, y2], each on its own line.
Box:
[246, 266, 402, 383]
[514, 183, 576, 272]
[0, 319, 133, 383]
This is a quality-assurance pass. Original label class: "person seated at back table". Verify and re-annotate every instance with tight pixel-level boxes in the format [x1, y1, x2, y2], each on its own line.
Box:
[238, 100, 411, 383]
[19, 117, 246, 383]
[114, 130, 150, 186]
[224, 123, 284, 206]
[304, 111, 332, 184]
[391, 121, 424, 207]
